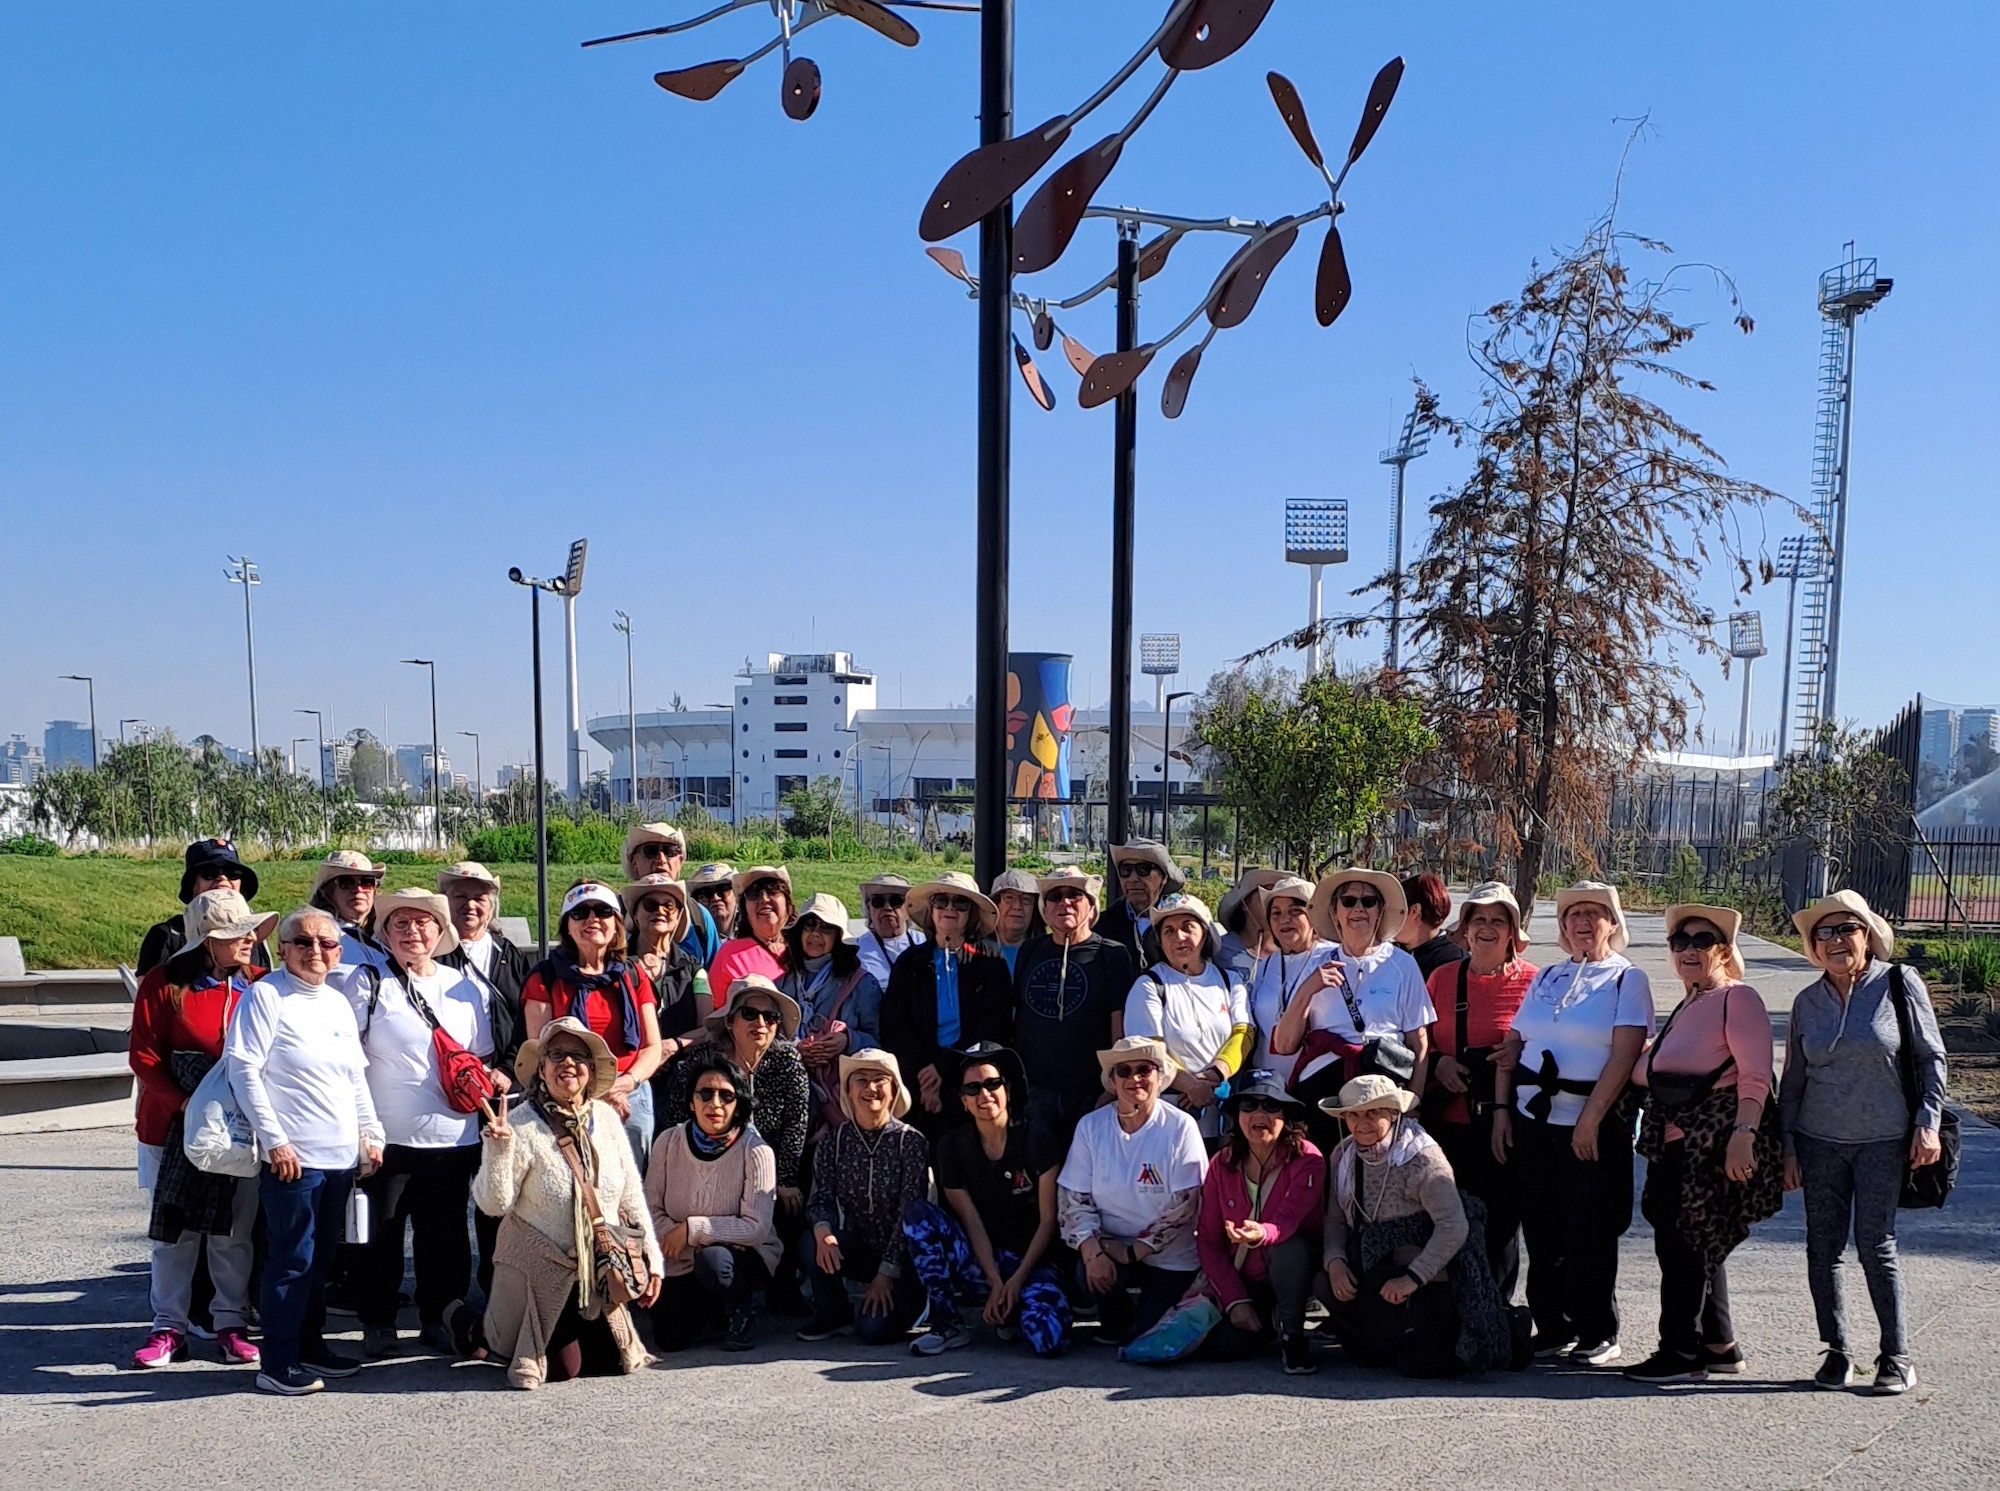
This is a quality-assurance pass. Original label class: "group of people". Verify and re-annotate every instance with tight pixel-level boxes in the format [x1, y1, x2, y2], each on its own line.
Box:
[124, 830, 1950, 1399]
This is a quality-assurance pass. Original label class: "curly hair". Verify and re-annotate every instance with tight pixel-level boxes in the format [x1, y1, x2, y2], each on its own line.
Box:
[678, 1047, 755, 1132]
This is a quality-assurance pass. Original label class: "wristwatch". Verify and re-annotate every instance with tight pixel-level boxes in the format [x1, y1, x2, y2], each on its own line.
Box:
[1732, 1123, 1756, 1134]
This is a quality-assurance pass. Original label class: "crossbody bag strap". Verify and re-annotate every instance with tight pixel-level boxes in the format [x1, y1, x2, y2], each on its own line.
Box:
[556, 1130, 608, 1227]
[824, 966, 865, 1025]
[1336, 954, 1367, 1034]
[1455, 958, 1470, 1056]
[1886, 963, 1921, 1123]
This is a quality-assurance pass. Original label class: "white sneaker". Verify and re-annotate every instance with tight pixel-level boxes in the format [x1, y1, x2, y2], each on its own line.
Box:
[911, 1322, 972, 1357]
[1570, 1339, 1622, 1367]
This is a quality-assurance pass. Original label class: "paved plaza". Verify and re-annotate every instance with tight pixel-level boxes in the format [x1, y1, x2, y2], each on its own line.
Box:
[4, 914, 1997, 1491]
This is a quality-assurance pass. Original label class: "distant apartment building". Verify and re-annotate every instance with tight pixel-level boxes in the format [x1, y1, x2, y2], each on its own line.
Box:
[1963, 708, 1999, 754]
[1921, 708, 1959, 775]
[0, 736, 43, 784]
[317, 739, 355, 788]
[43, 719, 94, 772]
[394, 744, 452, 795]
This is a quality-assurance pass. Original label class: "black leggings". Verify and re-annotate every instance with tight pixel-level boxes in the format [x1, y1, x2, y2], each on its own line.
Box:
[1643, 1141, 1735, 1357]
[1318, 1259, 1463, 1378]
[1514, 1112, 1632, 1347]
[650, 1246, 770, 1350]
[544, 1286, 626, 1382]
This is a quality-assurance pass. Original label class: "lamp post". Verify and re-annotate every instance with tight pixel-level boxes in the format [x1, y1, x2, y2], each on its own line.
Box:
[1284, 499, 1349, 674]
[59, 675, 98, 769]
[559, 540, 588, 802]
[1160, 689, 1191, 850]
[1381, 400, 1430, 670]
[510, 564, 566, 954]
[401, 659, 442, 849]
[290, 737, 311, 777]
[458, 731, 482, 802]
[707, 700, 740, 829]
[225, 556, 263, 772]
[296, 708, 329, 843]
[1772, 535, 1820, 762]
[613, 610, 639, 812]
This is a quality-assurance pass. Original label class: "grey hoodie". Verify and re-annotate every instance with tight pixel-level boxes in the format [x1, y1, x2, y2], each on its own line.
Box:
[1778, 959, 1946, 1152]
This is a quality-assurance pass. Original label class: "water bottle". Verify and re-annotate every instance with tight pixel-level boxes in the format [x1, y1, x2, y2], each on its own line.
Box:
[345, 1185, 372, 1245]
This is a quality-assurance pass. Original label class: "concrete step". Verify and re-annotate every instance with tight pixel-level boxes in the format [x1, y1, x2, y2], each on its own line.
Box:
[0, 968, 136, 1024]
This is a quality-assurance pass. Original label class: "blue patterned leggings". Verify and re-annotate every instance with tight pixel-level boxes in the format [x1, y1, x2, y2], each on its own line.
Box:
[901, 1198, 1071, 1356]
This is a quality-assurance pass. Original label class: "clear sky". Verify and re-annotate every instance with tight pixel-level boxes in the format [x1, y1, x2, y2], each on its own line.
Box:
[3, 1, 1994, 775]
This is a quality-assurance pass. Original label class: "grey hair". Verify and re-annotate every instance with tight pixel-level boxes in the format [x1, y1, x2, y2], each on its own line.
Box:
[278, 905, 339, 946]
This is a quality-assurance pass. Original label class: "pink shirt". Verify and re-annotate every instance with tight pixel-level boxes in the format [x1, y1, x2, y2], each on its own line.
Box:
[1634, 982, 1774, 1137]
[707, 939, 785, 1009]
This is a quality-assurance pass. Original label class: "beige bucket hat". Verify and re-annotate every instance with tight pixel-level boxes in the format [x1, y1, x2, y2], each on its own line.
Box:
[1792, 888, 1894, 968]
[622, 822, 687, 877]
[858, 871, 913, 899]
[1554, 880, 1631, 955]
[1311, 868, 1407, 943]
[621, 874, 688, 924]
[1455, 880, 1530, 953]
[1098, 1034, 1178, 1095]
[437, 860, 502, 898]
[1319, 1072, 1418, 1118]
[791, 891, 852, 939]
[686, 861, 737, 894]
[989, 868, 1042, 899]
[732, 864, 794, 899]
[1217, 867, 1283, 932]
[1109, 839, 1187, 894]
[1664, 903, 1746, 982]
[907, 871, 999, 941]
[1035, 866, 1103, 902]
[373, 887, 461, 959]
[515, 1015, 618, 1101]
[309, 849, 383, 901]
[184, 889, 279, 947]
[838, 1047, 912, 1121]
[706, 973, 802, 1040]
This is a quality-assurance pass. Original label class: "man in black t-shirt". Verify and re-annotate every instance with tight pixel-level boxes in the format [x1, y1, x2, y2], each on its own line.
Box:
[1012, 871, 1134, 1144]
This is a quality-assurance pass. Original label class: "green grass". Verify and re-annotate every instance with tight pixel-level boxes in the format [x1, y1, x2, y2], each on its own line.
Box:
[0, 852, 968, 969]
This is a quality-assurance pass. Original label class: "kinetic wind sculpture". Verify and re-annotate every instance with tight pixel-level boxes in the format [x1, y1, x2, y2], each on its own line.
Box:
[582, 0, 973, 121]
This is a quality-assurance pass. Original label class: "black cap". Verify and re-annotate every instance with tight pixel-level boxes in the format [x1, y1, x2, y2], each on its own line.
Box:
[953, 1042, 1030, 1112]
[180, 838, 258, 904]
[1223, 1069, 1306, 1114]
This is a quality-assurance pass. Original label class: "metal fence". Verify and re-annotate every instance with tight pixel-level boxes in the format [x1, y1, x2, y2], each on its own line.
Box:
[1908, 827, 2000, 929]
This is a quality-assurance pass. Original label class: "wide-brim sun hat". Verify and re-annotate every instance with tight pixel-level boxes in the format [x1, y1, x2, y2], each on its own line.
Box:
[309, 849, 383, 901]
[705, 973, 802, 1040]
[791, 891, 852, 941]
[1554, 880, 1631, 955]
[1664, 903, 1746, 982]
[620, 874, 688, 924]
[858, 871, 913, 898]
[1109, 838, 1187, 894]
[1036, 867, 1103, 902]
[373, 887, 461, 959]
[516, 1015, 618, 1102]
[1792, 888, 1894, 968]
[1454, 880, 1530, 953]
[686, 861, 737, 893]
[560, 881, 624, 925]
[906, 871, 999, 941]
[180, 838, 258, 904]
[1217, 867, 1283, 932]
[1145, 892, 1220, 965]
[1310, 868, 1407, 943]
[838, 1047, 913, 1121]
[1098, 1034, 1178, 1095]
[183, 889, 279, 947]
[732, 864, 794, 899]
[437, 860, 502, 899]
[988, 868, 1041, 900]
[622, 822, 687, 877]
[1318, 1073, 1417, 1118]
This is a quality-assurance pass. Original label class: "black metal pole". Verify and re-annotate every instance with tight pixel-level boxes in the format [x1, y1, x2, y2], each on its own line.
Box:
[531, 588, 549, 955]
[428, 667, 442, 850]
[1107, 223, 1140, 856]
[972, 0, 1014, 893]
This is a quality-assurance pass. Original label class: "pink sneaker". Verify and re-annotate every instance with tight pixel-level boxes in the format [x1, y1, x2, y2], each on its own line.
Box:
[132, 1329, 188, 1369]
[218, 1328, 261, 1366]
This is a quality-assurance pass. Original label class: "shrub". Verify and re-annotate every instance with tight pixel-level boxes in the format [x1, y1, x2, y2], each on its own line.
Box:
[940, 842, 962, 866]
[0, 834, 60, 856]
[1948, 991, 1989, 1018]
[1950, 936, 2000, 996]
[464, 824, 538, 864]
[783, 836, 834, 862]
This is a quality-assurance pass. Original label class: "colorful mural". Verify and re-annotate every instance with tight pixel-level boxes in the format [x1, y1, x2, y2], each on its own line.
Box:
[1006, 652, 1074, 803]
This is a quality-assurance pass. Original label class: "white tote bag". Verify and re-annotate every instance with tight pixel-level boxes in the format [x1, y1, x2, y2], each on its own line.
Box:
[183, 1058, 262, 1178]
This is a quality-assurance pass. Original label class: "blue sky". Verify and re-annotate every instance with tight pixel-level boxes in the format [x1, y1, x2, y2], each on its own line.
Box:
[3, 1, 1994, 774]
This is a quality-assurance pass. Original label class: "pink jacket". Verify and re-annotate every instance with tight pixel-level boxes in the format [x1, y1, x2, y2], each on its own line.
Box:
[1196, 1140, 1324, 1309]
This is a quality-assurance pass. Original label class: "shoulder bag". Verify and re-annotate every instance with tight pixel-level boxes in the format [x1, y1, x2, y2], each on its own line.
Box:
[403, 977, 499, 1119]
[1642, 987, 1737, 1119]
[1423, 961, 1498, 1123]
[1886, 962, 1960, 1210]
[555, 1126, 653, 1307]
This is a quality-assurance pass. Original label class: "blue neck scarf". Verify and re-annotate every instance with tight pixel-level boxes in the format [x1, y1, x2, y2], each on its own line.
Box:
[934, 945, 962, 1049]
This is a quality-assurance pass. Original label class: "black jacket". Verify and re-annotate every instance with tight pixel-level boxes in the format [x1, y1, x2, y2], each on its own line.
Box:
[881, 941, 1016, 1134]
[1405, 932, 1468, 983]
[637, 943, 704, 1044]
[440, 930, 532, 1069]
[137, 917, 271, 977]
[1095, 901, 1150, 971]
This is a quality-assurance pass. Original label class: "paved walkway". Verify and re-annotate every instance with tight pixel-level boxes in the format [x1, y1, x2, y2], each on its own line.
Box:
[4, 929, 1997, 1491]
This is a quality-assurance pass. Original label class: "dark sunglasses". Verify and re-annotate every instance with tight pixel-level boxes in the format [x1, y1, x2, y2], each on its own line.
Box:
[1813, 921, 1867, 943]
[734, 1006, 783, 1026]
[331, 876, 378, 893]
[635, 843, 676, 859]
[1117, 861, 1161, 878]
[691, 885, 730, 901]
[1667, 930, 1727, 953]
[1337, 893, 1382, 910]
[568, 906, 618, 923]
[932, 895, 976, 914]
[867, 893, 905, 910]
[285, 937, 341, 954]
[693, 1086, 739, 1105]
[960, 1076, 1008, 1097]
[1043, 886, 1089, 903]
[1235, 1096, 1290, 1115]
[745, 881, 787, 899]
[1110, 1062, 1159, 1081]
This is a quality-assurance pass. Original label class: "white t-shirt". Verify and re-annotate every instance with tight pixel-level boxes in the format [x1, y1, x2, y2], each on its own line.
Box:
[1508, 955, 1656, 1126]
[458, 933, 497, 980]
[1248, 942, 1340, 1085]
[857, 927, 923, 990]
[349, 964, 492, 1148]
[1124, 962, 1249, 1076]
[1057, 1101, 1208, 1271]
[1293, 943, 1436, 1085]
[226, 968, 383, 1170]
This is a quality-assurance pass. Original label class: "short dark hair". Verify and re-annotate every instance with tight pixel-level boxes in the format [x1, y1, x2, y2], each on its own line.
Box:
[1402, 872, 1450, 929]
[681, 1048, 754, 1132]
[559, 876, 624, 963]
[781, 916, 859, 979]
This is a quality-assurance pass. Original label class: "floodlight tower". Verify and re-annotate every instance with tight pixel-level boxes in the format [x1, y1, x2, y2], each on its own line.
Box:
[1791, 245, 1891, 750]
[560, 540, 588, 800]
[1727, 612, 1767, 757]
[1380, 401, 1430, 670]
[1140, 633, 1181, 718]
[1772, 535, 1821, 761]
[1284, 499, 1348, 675]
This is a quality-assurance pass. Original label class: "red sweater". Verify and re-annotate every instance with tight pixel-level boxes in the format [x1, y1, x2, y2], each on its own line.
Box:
[1196, 1139, 1324, 1309]
[129, 959, 255, 1146]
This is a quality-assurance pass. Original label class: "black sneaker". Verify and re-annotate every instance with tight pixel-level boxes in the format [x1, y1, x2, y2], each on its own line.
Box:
[301, 1349, 362, 1379]
[795, 1312, 853, 1343]
[1622, 1349, 1706, 1385]
[1530, 1331, 1579, 1360]
[1700, 1342, 1747, 1375]
[1813, 1348, 1856, 1390]
[1570, 1339, 1622, 1367]
[361, 1324, 401, 1359]
[723, 1306, 758, 1352]
[417, 1322, 456, 1356]
[1872, 1355, 1916, 1396]
[255, 1364, 325, 1396]
[1281, 1332, 1318, 1376]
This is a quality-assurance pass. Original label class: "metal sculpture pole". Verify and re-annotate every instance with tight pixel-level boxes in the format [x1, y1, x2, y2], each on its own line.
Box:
[1107, 221, 1139, 848]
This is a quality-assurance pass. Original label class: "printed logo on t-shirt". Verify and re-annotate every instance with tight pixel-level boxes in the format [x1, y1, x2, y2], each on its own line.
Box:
[1003, 1166, 1033, 1197]
[1135, 1162, 1165, 1189]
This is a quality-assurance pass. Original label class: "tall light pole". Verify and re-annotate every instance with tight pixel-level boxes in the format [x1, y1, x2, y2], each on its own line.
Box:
[1140, 634, 1181, 719]
[119, 717, 142, 746]
[1285, 499, 1348, 675]
[458, 730, 482, 802]
[1381, 400, 1430, 670]
[559, 540, 588, 801]
[1160, 689, 1191, 851]
[59, 675, 98, 769]
[613, 610, 639, 812]
[401, 659, 442, 848]
[290, 737, 312, 776]
[1727, 612, 1767, 757]
[510, 565, 564, 952]
[296, 707, 329, 843]
[707, 700, 739, 829]
[225, 556, 262, 771]
[1106, 217, 1139, 851]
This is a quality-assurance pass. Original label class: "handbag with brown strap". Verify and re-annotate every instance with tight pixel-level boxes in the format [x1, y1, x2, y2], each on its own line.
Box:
[554, 1128, 653, 1307]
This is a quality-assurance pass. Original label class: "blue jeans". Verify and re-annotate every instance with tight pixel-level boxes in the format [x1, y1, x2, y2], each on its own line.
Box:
[621, 1082, 655, 1175]
[258, 1165, 356, 1373]
[1795, 1133, 1908, 1358]
[901, 1198, 1070, 1355]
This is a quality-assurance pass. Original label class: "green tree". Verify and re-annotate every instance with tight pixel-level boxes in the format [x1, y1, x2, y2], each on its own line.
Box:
[1765, 720, 1909, 889]
[782, 776, 854, 844]
[1193, 669, 1434, 876]
[27, 765, 110, 847]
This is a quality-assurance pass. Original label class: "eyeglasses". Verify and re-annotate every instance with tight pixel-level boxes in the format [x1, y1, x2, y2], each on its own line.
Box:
[1813, 921, 1867, 943]
[796, 918, 833, 937]
[693, 1086, 739, 1105]
[331, 876, 378, 893]
[1667, 930, 1727, 953]
[568, 906, 618, 923]
[960, 1076, 1008, 1097]
[1110, 1062, 1159, 1081]
[933, 895, 976, 914]
[734, 1006, 783, 1026]
[1117, 862, 1161, 879]
[745, 881, 787, 900]
[850, 1072, 894, 1089]
[691, 885, 730, 901]
[285, 937, 342, 954]
[1235, 1097, 1289, 1115]
[867, 893, 905, 910]
[544, 1050, 592, 1069]
[1043, 887, 1089, 904]
[1337, 893, 1382, 910]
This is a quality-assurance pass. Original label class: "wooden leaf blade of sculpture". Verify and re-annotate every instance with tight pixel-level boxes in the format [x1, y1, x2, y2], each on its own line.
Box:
[1138, 228, 1182, 281]
[1208, 221, 1298, 329]
[920, 117, 1072, 242]
[926, 245, 973, 284]
[1347, 57, 1405, 165]
[1316, 221, 1352, 327]
[1161, 341, 1204, 419]
[654, 58, 746, 101]
[1078, 345, 1156, 409]
[1060, 330, 1096, 377]
[1265, 71, 1323, 169]
[1158, 0, 1279, 72]
[823, 0, 921, 47]
[1012, 136, 1123, 276]
[1015, 338, 1057, 411]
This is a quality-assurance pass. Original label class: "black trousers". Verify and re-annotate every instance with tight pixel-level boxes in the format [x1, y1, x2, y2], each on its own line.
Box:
[1073, 1255, 1197, 1344]
[1513, 1111, 1633, 1347]
[1200, 1234, 1316, 1359]
[650, 1246, 771, 1350]
[1318, 1258, 1463, 1378]
[354, 1142, 480, 1328]
[1435, 1115, 1522, 1302]
[1644, 1141, 1735, 1357]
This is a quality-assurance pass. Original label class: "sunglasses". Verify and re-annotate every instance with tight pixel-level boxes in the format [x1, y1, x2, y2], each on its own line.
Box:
[1235, 1097, 1290, 1115]
[1667, 930, 1727, 953]
[746, 882, 787, 900]
[1110, 1062, 1159, 1081]
[286, 937, 342, 954]
[331, 876, 378, 893]
[1117, 862, 1161, 878]
[691, 885, 730, 901]
[867, 893, 905, 910]
[544, 1049, 592, 1069]
[693, 1086, 739, 1105]
[1812, 921, 1867, 943]
[1043, 887, 1089, 904]
[734, 1006, 783, 1026]
[568, 906, 618, 923]
[640, 897, 680, 916]
[932, 895, 976, 914]
[1337, 893, 1382, 910]
[960, 1076, 1008, 1097]
[635, 843, 677, 859]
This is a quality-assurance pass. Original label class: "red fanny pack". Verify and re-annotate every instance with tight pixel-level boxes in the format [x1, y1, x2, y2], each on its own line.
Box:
[405, 983, 497, 1117]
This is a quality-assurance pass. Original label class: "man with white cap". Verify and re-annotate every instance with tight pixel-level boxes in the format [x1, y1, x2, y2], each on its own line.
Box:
[985, 868, 1043, 977]
[1098, 840, 1184, 971]
[855, 872, 926, 990]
